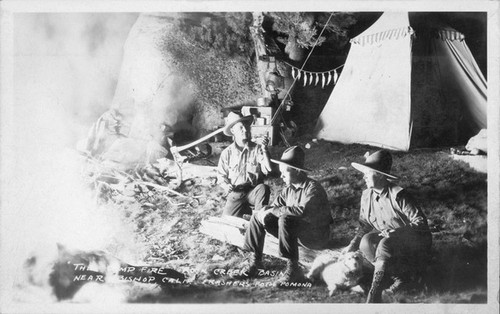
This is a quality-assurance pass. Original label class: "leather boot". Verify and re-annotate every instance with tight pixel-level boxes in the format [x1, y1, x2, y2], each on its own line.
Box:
[366, 260, 386, 303]
[274, 259, 304, 288]
[232, 253, 262, 279]
[386, 275, 406, 294]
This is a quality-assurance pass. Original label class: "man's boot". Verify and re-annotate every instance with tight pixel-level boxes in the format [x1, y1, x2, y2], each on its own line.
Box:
[366, 260, 386, 303]
[386, 275, 407, 294]
[233, 253, 262, 279]
[274, 259, 304, 288]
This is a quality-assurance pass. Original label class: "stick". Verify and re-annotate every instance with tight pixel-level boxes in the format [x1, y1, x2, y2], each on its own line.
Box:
[170, 127, 225, 155]
[136, 181, 186, 198]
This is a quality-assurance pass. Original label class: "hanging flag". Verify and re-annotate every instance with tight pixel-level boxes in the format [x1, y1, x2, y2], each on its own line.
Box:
[326, 72, 332, 85]
[284, 63, 344, 88]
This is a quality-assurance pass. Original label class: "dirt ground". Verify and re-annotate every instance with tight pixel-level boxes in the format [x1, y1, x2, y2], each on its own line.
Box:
[97, 135, 487, 304]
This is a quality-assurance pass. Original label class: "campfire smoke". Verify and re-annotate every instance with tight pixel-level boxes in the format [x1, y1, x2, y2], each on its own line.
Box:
[110, 13, 197, 144]
[2, 13, 149, 305]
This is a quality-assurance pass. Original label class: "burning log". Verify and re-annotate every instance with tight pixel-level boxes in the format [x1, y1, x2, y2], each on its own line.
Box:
[81, 119, 224, 203]
[49, 244, 186, 301]
[80, 133, 221, 211]
[82, 153, 185, 202]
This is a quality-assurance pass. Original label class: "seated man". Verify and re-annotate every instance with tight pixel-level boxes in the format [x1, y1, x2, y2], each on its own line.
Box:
[345, 150, 432, 303]
[239, 146, 332, 286]
[217, 111, 272, 218]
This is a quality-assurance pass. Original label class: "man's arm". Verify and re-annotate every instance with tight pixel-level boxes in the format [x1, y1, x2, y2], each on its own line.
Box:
[344, 191, 373, 252]
[395, 190, 429, 230]
[344, 219, 373, 252]
[217, 149, 233, 194]
[270, 183, 324, 217]
[379, 190, 429, 239]
[255, 137, 272, 174]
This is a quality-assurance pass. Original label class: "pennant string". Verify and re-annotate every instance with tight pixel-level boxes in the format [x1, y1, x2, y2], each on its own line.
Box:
[285, 62, 344, 76]
[286, 63, 344, 87]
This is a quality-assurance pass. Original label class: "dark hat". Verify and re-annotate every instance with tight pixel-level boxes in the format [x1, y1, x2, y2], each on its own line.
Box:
[351, 150, 399, 180]
[271, 146, 311, 172]
[223, 111, 253, 136]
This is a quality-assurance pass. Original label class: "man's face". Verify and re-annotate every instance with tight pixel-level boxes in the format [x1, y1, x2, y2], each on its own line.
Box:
[363, 170, 386, 190]
[279, 164, 300, 185]
[231, 122, 249, 146]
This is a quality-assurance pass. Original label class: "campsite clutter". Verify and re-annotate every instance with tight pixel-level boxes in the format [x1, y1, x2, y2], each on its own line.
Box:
[63, 12, 488, 303]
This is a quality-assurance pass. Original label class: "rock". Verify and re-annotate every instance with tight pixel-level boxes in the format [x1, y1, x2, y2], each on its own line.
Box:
[465, 129, 487, 154]
[211, 254, 225, 262]
[110, 13, 259, 140]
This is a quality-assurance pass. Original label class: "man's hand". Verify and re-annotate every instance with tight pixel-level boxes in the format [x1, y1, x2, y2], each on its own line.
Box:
[255, 136, 272, 174]
[254, 136, 269, 147]
[379, 229, 396, 238]
[341, 235, 361, 254]
[341, 243, 356, 254]
[256, 206, 273, 225]
[223, 184, 234, 196]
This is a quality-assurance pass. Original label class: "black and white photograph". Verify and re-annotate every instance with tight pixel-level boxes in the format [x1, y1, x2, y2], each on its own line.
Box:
[0, 1, 498, 313]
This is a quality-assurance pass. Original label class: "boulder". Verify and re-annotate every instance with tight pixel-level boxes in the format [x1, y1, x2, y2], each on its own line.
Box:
[110, 13, 260, 143]
[465, 128, 487, 154]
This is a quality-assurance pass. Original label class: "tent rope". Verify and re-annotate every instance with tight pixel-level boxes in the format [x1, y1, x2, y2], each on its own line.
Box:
[283, 61, 344, 74]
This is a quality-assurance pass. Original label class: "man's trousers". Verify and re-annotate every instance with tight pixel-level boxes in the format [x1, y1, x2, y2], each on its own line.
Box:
[222, 183, 270, 217]
[243, 213, 301, 260]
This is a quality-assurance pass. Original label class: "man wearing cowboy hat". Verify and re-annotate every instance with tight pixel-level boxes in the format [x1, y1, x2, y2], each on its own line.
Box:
[217, 111, 273, 218]
[238, 146, 332, 286]
[345, 150, 432, 303]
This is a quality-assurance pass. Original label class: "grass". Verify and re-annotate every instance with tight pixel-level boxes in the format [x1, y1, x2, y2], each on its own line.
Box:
[96, 137, 488, 303]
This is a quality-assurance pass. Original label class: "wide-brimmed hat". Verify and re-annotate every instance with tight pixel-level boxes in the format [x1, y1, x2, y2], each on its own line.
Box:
[271, 146, 311, 172]
[351, 150, 399, 180]
[223, 111, 253, 136]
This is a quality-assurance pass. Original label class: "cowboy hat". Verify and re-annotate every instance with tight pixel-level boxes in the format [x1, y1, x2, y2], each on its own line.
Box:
[351, 150, 399, 180]
[271, 146, 311, 172]
[223, 111, 253, 136]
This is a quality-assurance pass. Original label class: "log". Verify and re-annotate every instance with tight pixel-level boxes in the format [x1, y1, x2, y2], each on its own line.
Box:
[199, 216, 341, 267]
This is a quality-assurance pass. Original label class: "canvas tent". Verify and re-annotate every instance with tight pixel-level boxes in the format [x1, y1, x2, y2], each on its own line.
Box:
[314, 12, 487, 151]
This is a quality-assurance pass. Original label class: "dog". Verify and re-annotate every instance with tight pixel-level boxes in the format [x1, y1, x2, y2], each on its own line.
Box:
[306, 251, 373, 296]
